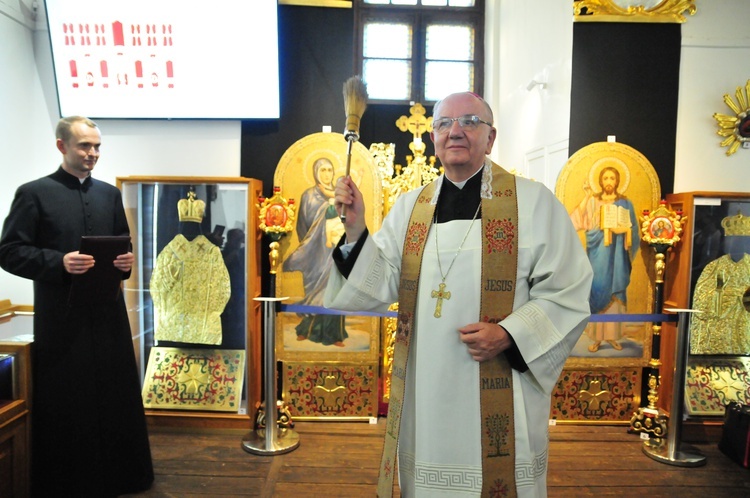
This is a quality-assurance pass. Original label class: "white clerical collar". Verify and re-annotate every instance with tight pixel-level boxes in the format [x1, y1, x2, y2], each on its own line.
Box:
[445, 165, 483, 190]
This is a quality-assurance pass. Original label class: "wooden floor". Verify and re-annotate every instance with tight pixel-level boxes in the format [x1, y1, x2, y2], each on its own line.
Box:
[124, 420, 750, 497]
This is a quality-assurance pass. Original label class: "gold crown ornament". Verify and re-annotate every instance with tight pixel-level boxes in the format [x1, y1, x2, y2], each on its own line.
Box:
[721, 210, 750, 237]
[177, 191, 206, 223]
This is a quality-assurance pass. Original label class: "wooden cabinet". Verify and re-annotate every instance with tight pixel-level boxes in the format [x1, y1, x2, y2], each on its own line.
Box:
[0, 399, 30, 498]
[0, 314, 32, 498]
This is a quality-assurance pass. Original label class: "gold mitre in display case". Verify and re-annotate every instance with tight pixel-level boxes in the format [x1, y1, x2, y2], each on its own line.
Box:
[721, 210, 750, 237]
[177, 191, 206, 223]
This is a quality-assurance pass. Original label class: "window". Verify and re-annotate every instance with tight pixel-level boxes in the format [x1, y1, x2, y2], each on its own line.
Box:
[355, 0, 484, 104]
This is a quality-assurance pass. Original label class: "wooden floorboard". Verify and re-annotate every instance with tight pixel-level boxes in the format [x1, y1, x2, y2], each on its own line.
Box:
[123, 420, 750, 497]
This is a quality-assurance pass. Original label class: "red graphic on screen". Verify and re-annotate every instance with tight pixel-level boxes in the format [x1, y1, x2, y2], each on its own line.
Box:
[112, 21, 124, 46]
[56, 18, 175, 91]
[69, 60, 78, 87]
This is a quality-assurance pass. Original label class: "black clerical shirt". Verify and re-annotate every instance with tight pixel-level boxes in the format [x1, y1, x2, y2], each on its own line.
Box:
[433, 167, 482, 223]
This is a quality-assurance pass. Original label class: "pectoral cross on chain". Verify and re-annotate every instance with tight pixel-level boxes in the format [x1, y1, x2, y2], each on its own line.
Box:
[431, 282, 451, 318]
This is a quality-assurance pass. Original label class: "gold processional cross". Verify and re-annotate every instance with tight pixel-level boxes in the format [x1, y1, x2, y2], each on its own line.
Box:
[431, 282, 451, 318]
[395, 102, 431, 139]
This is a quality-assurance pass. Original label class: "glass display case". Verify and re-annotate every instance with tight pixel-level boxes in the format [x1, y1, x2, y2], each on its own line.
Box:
[662, 192, 750, 421]
[117, 176, 263, 427]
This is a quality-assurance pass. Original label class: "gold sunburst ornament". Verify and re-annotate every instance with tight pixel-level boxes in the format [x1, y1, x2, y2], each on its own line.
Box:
[713, 79, 750, 157]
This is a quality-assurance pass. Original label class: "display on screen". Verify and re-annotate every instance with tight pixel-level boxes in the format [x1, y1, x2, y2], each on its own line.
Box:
[44, 0, 280, 120]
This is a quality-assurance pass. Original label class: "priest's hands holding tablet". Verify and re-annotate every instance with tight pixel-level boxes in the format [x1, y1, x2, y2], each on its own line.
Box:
[63, 250, 134, 274]
[334, 176, 367, 244]
[458, 322, 513, 362]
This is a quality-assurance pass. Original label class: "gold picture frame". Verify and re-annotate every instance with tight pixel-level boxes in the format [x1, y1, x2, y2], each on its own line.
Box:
[574, 0, 697, 23]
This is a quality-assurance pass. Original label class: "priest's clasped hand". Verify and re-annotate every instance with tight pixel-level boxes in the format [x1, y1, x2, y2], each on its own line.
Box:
[334, 176, 367, 244]
[458, 321, 513, 362]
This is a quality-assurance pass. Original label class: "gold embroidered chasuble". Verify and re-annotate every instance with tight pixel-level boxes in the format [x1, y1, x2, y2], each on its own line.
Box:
[377, 164, 519, 498]
[689, 253, 750, 354]
[150, 234, 231, 345]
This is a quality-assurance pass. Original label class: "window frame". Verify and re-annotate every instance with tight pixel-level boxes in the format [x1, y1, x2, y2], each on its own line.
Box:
[354, 0, 485, 105]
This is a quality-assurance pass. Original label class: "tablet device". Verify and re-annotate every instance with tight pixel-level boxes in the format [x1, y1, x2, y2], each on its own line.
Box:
[69, 235, 131, 306]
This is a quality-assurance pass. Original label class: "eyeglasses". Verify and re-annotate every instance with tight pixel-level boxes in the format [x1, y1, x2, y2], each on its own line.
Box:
[432, 114, 493, 134]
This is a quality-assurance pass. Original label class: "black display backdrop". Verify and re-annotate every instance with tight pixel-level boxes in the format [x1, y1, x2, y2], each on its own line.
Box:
[569, 22, 681, 196]
[241, 6, 438, 200]
[241, 6, 354, 197]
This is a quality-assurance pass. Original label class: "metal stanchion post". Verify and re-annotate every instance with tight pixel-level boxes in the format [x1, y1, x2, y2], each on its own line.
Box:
[242, 297, 300, 455]
[642, 309, 706, 467]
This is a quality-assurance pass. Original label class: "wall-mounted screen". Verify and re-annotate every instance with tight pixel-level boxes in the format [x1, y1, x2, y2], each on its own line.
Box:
[44, 0, 280, 120]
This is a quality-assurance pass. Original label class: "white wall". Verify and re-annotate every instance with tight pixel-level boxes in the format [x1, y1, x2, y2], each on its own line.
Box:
[0, 2, 242, 305]
[674, 0, 750, 193]
[486, 0, 573, 190]
[1, 7, 51, 305]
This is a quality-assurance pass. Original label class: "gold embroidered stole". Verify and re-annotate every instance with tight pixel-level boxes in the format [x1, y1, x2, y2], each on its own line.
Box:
[377, 164, 519, 497]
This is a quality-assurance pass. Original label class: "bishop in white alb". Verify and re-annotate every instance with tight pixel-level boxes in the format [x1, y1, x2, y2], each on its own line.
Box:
[325, 164, 593, 497]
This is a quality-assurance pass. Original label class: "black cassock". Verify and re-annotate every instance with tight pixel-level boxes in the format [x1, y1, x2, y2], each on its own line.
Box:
[0, 167, 153, 497]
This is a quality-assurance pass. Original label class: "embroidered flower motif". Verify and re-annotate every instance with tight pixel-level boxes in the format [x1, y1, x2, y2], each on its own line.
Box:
[489, 478, 511, 497]
[492, 188, 514, 198]
[485, 218, 515, 254]
[404, 222, 428, 255]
